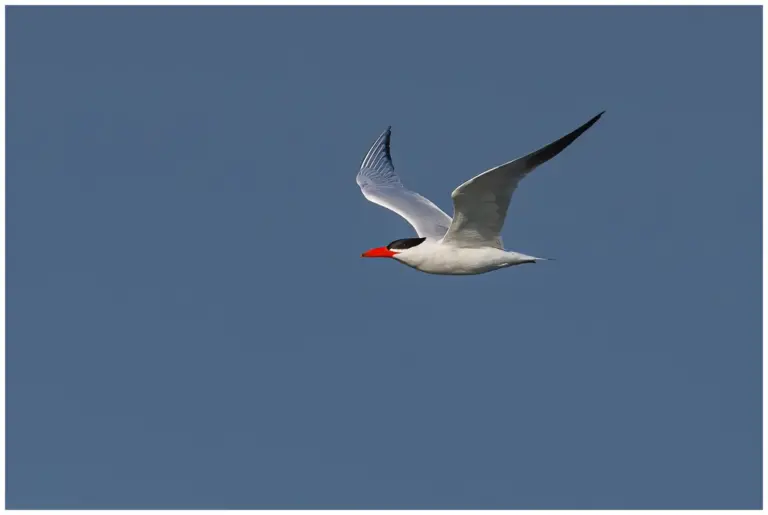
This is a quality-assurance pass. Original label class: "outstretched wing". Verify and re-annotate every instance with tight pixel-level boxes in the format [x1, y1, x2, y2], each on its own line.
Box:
[441, 112, 604, 248]
[356, 127, 452, 239]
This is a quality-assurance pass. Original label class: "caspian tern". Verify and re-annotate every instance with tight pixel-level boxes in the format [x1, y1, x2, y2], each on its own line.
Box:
[357, 111, 603, 275]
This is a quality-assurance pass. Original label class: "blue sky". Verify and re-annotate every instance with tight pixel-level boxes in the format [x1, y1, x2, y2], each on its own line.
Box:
[7, 6, 762, 509]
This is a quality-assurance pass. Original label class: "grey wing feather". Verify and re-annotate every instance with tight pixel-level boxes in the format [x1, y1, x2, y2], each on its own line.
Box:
[358, 126, 400, 186]
[357, 127, 452, 239]
[442, 112, 604, 248]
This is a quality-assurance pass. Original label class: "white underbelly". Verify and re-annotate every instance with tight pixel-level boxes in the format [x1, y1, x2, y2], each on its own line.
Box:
[404, 247, 522, 275]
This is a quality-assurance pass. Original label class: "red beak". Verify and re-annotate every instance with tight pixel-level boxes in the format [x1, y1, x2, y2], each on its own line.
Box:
[361, 246, 396, 258]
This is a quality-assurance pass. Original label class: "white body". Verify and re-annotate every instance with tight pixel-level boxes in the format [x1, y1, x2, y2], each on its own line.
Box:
[357, 113, 603, 275]
[393, 241, 541, 275]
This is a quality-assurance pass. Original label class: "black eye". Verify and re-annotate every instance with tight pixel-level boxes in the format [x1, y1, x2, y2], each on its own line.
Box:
[387, 237, 426, 250]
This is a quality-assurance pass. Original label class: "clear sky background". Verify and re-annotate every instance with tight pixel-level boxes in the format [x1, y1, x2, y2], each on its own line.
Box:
[7, 6, 762, 509]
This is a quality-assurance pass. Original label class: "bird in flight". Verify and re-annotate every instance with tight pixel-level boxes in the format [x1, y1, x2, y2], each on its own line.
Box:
[357, 112, 604, 275]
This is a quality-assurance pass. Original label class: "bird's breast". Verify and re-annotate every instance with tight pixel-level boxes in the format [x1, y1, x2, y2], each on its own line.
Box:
[398, 246, 514, 275]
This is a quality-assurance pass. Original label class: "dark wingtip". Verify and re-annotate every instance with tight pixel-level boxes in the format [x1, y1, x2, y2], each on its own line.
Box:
[525, 111, 604, 168]
[585, 110, 605, 126]
[580, 111, 605, 128]
[384, 127, 392, 158]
